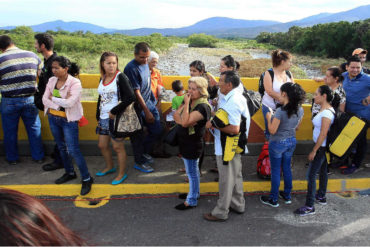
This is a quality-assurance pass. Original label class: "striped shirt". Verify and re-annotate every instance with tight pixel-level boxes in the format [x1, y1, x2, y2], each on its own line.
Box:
[0, 47, 41, 97]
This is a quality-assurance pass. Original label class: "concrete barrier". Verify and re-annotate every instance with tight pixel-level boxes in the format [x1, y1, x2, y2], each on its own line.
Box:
[0, 74, 369, 143]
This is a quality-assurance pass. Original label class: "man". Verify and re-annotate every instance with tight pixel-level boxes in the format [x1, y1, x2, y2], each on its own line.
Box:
[352, 48, 369, 74]
[124, 42, 163, 173]
[204, 71, 250, 221]
[148, 51, 171, 159]
[0, 35, 44, 165]
[341, 56, 370, 175]
[34, 33, 63, 172]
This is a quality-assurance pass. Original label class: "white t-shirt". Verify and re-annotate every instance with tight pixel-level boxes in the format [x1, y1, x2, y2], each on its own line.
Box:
[312, 107, 335, 146]
[98, 72, 120, 119]
[261, 73, 292, 110]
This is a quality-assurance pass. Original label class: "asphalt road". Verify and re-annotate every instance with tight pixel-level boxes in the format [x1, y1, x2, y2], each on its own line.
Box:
[43, 191, 370, 246]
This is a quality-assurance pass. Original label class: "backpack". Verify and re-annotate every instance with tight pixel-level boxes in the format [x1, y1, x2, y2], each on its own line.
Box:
[326, 111, 367, 164]
[257, 142, 271, 179]
[242, 87, 261, 117]
[258, 68, 292, 97]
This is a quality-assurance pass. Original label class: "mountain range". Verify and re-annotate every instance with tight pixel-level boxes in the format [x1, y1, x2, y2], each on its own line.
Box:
[1, 5, 369, 38]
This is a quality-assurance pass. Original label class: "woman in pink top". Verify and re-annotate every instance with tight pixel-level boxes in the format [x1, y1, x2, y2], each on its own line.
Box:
[43, 56, 93, 196]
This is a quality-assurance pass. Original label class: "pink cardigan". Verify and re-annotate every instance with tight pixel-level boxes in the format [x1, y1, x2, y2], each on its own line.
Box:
[42, 75, 84, 122]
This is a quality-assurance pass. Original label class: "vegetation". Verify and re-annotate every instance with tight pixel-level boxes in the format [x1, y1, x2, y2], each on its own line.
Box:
[256, 19, 370, 58]
[188, 33, 218, 48]
[0, 27, 178, 73]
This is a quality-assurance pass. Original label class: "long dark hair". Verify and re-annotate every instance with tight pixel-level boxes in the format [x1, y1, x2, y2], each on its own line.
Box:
[0, 189, 87, 246]
[53, 56, 80, 77]
[318, 85, 340, 109]
[221, 55, 240, 71]
[280, 83, 306, 118]
[189, 60, 206, 75]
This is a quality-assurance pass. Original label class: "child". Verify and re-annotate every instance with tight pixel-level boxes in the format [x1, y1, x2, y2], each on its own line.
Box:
[166, 80, 185, 128]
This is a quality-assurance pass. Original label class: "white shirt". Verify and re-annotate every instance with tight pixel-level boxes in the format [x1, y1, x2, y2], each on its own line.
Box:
[261, 74, 292, 110]
[98, 72, 120, 119]
[213, 87, 250, 156]
[312, 107, 335, 146]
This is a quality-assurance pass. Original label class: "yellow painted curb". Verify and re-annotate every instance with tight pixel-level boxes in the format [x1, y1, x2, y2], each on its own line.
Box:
[1, 179, 369, 197]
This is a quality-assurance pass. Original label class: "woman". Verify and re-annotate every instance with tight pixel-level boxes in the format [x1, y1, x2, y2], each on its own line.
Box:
[0, 188, 87, 246]
[43, 56, 93, 196]
[260, 83, 305, 207]
[189, 60, 218, 99]
[173, 77, 211, 210]
[294, 85, 339, 216]
[311, 67, 345, 118]
[262, 49, 294, 140]
[95, 52, 135, 185]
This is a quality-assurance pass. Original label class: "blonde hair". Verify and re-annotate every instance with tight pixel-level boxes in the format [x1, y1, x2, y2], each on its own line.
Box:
[188, 76, 209, 98]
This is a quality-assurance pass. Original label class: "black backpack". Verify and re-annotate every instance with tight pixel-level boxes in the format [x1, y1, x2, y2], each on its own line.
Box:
[258, 68, 292, 97]
[242, 86, 261, 117]
[326, 111, 368, 164]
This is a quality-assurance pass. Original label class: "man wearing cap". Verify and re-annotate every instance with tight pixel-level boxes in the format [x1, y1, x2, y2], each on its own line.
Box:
[341, 55, 370, 175]
[352, 48, 369, 74]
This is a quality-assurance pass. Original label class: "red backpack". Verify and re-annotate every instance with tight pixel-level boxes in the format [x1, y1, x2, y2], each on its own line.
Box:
[257, 142, 271, 179]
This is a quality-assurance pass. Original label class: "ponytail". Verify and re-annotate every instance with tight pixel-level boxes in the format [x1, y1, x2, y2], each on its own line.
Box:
[52, 56, 80, 77]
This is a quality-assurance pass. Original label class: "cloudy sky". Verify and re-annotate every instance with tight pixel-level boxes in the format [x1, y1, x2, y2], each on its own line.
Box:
[1, 0, 369, 29]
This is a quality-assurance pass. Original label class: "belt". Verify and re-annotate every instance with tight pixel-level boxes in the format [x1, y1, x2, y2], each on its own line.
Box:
[2, 94, 34, 98]
[49, 109, 67, 118]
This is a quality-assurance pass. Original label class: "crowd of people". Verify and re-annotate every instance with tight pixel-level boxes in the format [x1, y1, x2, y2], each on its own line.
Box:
[0, 33, 369, 222]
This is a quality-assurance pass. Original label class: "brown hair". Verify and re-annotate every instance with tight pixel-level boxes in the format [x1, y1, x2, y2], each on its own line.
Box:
[272, 49, 292, 67]
[0, 189, 87, 246]
[100, 51, 119, 77]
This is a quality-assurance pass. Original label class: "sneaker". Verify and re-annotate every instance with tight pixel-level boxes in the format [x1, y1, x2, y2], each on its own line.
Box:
[55, 173, 77, 184]
[364, 163, 370, 168]
[7, 160, 18, 166]
[294, 206, 315, 216]
[315, 194, 327, 205]
[278, 191, 292, 204]
[32, 158, 45, 164]
[81, 177, 93, 196]
[134, 163, 154, 173]
[143, 154, 154, 164]
[260, 195, 279, 207]
[42, 162, 64, 171]
[341, 165, 358, 175]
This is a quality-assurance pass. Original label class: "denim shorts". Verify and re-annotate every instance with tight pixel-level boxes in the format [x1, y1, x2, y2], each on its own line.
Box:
[96, 118, 124, 142]
[96, 118, 110, 135]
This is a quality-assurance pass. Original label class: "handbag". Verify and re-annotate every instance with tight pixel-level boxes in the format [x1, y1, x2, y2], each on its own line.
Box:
[110, 102, 142, 138]
[164, 124, 180, 146]
[109, 74, 142, 138]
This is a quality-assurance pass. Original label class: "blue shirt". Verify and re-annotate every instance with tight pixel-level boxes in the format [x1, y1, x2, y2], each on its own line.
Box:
[0, 47, 41, 97]
[342, 71, 370, 120]
[124, 59, 156, 107]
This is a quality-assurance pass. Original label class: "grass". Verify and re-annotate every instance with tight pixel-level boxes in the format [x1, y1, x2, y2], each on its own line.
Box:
[238, 58, 307, 78]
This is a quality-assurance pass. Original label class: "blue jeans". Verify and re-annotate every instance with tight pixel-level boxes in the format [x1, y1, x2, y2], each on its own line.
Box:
[130, 104, 163, 165]
[262, 104, 271, 140]
[269, 137, 296, 202]
[1, 96, 44, 162]
[183, 158, 200, 206]
[306, 146, 328, 207]
[48, 115, 90, 180]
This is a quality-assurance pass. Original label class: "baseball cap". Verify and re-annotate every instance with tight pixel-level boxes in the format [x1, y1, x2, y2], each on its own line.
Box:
[352, 48, 367, 56]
